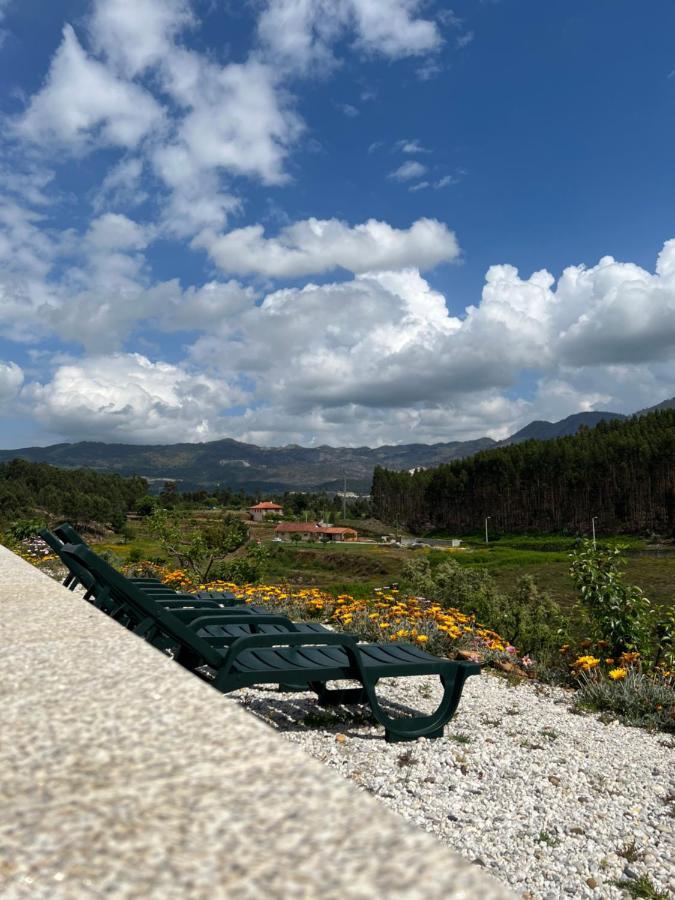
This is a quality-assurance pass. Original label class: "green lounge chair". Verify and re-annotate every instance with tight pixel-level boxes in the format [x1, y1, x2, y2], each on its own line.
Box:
[42, 526, 252, 612]
[64, 543, 480, 743]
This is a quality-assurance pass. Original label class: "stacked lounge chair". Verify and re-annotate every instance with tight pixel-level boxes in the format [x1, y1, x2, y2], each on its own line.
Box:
[42, 524, 480, 742]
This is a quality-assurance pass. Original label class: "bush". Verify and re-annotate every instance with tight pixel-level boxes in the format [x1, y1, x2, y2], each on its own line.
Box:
[127, 546, 144, 563]
[400, 557, 503, 625]
[400, 559, 567, 665]
[570, 541, 657, 661]
[500, 576, 568, 666]
[5, 518, 46, 541]
[575, 668, 675, 732]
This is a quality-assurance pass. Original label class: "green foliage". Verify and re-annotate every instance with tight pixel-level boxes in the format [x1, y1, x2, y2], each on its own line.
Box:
[135, 495, 158, 516]
[372, 408, 675, 535]
[4, 518, 46, 541]
[575, 669, 675, 733]
[0, 458, 146, 528]
[570, 540, 657, 659]
[148, 509, 249, 580]
[500, 575, 568, 665]
[214, 541, 270, 585]
[400, 558, 567, 664]
[400, 557, 503, 624]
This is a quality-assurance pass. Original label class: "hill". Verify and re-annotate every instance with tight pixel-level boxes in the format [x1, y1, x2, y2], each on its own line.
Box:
[0, 436, 495, 494]
[0, 397, 672, 493]
[501, 410, 626, 444]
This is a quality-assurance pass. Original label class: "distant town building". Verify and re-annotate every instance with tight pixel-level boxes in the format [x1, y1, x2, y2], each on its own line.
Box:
[275, 522, 358, 542]
[248, 501, 283, 522]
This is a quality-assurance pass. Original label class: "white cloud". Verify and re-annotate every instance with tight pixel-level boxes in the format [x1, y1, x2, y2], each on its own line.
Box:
[15, 25, 164, 151]
[30, 353, 238, 443]
[556, 243, 675, 365]
[398, 139, 430, 154]
[350, 0, 441, 58]
[257, 0, 442, 74]
[389, 160, 427, 181]
[0, 361, 23, 406]
[89, 0, 193, 77]
[164, 55, 302, 186]
[86, 212, 150, 251]
[194, 216, 460, 278]
[93, 158, 147, 211]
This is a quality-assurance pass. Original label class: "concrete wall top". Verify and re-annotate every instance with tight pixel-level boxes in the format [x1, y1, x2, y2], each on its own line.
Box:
[0, 545, 514, 899]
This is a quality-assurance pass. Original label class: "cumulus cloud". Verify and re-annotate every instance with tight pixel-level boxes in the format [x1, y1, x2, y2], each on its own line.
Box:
[89, 0, 193, 77]
[0, 361, 23, 406]
[556, 242, 675, 365]
[162, 54, 303, 187]
[30, 353, 238, 443]
[257, 0, 442, 74]
[194, 216, 460, 278]
[15, 25, 163, 151]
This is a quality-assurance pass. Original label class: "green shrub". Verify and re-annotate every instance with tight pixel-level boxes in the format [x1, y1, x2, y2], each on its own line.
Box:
[400, 557, 503, 625]
[5, 518, 46, 541]
[500, 575, 568, 666]
[575, 668, 675, 732]
[127, 546, 144, 564]
[570, 540, 657, 660]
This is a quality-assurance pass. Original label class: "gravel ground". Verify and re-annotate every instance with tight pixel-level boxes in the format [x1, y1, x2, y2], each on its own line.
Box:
[230, 672, 674, 900]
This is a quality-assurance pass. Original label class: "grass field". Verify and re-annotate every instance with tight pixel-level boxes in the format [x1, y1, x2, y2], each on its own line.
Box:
[97, 513, 674, 609]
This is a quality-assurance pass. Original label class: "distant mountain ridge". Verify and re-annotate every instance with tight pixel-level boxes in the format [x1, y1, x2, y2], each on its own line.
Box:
[0, 397, 672, 492]
[500, 410, 627, 445]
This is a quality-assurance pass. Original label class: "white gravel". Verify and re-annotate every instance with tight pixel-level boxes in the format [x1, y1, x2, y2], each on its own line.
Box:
[230, 672, 674, 900]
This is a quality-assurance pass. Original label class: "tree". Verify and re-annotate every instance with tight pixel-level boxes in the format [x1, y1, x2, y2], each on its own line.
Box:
[148, 510, 249, 581]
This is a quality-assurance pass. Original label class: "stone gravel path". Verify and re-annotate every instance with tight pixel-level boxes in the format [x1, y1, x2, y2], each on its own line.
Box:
[230, 672, 674, 900]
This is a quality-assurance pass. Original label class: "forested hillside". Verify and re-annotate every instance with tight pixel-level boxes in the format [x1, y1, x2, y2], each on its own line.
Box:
[0, 458, 147, 527]
[372, 410, 675, 535]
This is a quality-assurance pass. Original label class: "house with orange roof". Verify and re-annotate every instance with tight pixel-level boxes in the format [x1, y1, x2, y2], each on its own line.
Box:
[274, 522, 358, 542]
[248, 501, 284, 522]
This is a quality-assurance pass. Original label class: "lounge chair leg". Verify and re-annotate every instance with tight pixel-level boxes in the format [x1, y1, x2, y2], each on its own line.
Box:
[360, 666, 478, 743]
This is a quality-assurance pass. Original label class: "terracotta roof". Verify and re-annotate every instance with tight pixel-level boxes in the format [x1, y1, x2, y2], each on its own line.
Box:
[275, 522, 321, 532]
[320, 527, 358, 535]
[274, 523, 358, 536]
[249, 502, 283, 510]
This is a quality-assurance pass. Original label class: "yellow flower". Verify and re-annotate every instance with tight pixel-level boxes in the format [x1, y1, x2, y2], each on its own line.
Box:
[416, 635, 429, 643]
[608, 668, 627, 681]
[573, 655, 600, 671]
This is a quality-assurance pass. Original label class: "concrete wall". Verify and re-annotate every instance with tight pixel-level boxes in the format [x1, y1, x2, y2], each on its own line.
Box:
[0, 545, 514, 899]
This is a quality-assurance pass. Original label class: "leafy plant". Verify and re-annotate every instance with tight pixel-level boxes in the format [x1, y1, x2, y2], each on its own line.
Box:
[5, 518, 46, 541]
[148, 509, 249, 580]
[574, 668, 675, 733]
[570, 541, 657, 660]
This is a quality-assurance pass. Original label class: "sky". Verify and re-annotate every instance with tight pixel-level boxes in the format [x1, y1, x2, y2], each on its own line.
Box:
[1, 0, 675, 449]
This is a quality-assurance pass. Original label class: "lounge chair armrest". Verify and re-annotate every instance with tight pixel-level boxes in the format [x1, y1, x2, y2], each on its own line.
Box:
[188, 614, 297, 632]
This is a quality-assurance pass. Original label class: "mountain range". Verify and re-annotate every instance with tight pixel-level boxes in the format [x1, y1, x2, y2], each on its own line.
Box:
[1, 398, 672, 493]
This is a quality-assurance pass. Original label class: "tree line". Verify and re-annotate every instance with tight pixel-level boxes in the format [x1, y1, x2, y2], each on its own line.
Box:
[371, 409, 675, 536]
[0, 458, 147, 529]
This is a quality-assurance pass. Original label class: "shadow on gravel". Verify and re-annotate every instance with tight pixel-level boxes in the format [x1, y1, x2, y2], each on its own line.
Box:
[230, 682, 439, 742]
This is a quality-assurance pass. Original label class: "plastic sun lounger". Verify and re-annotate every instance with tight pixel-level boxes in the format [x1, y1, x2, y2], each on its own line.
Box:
[40, 528, 272, 639]
[64, 543, 480, 743]
[42, 525, 256, 608]
[52, 523, 235, 604]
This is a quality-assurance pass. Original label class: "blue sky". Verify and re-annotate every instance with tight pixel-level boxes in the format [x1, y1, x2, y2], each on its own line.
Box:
[1, 0, 674, 449]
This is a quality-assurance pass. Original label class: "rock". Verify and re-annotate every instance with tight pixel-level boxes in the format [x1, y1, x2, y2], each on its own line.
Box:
[586, 877, 598, 888]
[335, 733, 346, 743]
[548, 775, 561, 786]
